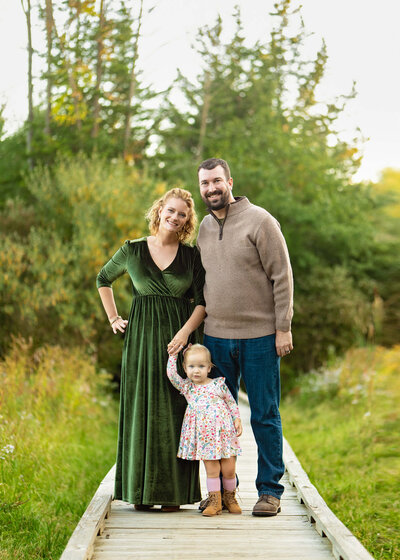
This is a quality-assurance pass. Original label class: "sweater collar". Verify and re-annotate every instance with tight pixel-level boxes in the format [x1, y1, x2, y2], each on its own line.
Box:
[208, 196, 250, 220]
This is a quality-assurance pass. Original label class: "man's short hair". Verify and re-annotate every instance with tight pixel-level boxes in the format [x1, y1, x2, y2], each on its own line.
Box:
[198, 158, 231, 181]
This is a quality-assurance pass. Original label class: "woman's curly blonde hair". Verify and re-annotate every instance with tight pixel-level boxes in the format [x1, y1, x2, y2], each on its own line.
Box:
[146, 187, 197, 243]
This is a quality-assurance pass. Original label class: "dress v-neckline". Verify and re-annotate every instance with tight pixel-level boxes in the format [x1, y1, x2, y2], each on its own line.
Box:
[145, 238, 181, 272]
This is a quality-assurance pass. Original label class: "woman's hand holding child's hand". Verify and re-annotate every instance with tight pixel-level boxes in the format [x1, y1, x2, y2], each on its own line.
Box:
[167, 327, 190, 356]
[234, 418, 242, 437]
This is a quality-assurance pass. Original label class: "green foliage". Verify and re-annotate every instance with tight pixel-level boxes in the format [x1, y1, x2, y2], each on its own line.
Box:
[374, 168, 400, 218]
[6, 0, 158, 168]
[0, 338, 118, 559]
[290, 266, 370, 374]
[0, 154, 164, 362]
[155, 1, 394, 371]
[1, 0, 398, 374]
[282, 345, 400, 560]
[0, 128, 30, 205]
[366, 170, 400, 347]
[0, 104, 5, 140]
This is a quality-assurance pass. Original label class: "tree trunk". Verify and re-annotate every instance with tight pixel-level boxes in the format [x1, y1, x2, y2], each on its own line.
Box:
[92, 0, 105, 140]
[44, 0, 53, 136]
[21, 0, 34, 169]
[53, 24, 82, 130]
[123, 0, 143, 160]
[196, 71, 212, 160]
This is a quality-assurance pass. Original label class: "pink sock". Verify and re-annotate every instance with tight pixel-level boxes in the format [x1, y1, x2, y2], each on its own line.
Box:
[206, 477, 220, 492]
[222, 477, 236, 491]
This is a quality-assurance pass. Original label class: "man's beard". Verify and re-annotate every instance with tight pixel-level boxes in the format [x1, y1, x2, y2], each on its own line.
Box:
[203, 189, 230, 211]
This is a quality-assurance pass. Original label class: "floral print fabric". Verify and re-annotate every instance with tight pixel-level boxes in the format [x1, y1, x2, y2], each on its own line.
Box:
[167, 356, 242, 460]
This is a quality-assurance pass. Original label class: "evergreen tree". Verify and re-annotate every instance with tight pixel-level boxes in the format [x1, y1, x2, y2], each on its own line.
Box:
[33, 0, 157, 160]
[155, 1, 390, 373]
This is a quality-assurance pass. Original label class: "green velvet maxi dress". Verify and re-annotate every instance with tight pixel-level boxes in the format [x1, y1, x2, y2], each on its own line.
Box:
[96, 238, 204, 506]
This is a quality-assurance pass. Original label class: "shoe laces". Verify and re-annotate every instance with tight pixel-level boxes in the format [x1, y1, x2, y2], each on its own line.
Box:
[223, 487, 242, 505]
[208, 492, 219, 506]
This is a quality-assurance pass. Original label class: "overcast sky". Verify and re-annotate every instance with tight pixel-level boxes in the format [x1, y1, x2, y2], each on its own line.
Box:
[1, 0, 399, 182]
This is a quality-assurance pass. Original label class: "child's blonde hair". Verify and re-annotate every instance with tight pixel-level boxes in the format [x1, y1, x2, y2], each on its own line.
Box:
[183, 343, 212, 365]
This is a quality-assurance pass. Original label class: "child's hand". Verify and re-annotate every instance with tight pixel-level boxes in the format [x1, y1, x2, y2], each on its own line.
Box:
[234, 418, 242, 437]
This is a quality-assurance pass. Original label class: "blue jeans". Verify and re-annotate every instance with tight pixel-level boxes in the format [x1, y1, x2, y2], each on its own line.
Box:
[204, 333, 284, 499]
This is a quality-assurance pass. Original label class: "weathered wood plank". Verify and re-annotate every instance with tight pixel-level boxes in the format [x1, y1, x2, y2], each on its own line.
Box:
[99, 519, 312, 531]
[92, 552, 335, 560]
[61, 392, 374, 560]
[60, 465, 115, 560]
[97, 532, 327, 542]
[283, 439, 374, 560]
[88, 401, 335, 559]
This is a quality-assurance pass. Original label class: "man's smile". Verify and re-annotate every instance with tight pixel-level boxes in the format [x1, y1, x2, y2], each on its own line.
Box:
[207, 191, 223, 200]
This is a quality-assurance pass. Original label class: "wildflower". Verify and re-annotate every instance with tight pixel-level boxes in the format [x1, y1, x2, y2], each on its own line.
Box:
[2, 444, 15, 454]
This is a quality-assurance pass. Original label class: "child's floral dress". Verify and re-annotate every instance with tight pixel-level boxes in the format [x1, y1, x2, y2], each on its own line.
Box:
[167, 356, 241, 460]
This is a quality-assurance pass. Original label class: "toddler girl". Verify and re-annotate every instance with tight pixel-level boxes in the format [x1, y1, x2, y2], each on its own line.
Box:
[167, 344, 242, 516]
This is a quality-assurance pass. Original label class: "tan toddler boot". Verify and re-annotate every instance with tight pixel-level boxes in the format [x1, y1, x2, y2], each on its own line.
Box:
[223, 489, 242, 514]
[202, 491, 222, 516]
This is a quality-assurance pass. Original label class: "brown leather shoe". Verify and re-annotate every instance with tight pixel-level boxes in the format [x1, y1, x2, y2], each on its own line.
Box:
[134, 504, 153, 511]
[202, 491, 222, 517]
[223, 490, 242, 514]
[199, 496, 209, 511]
[199, 496, 227, 512]
[161, 505, 180, 512]
[252, 495, 281, 517]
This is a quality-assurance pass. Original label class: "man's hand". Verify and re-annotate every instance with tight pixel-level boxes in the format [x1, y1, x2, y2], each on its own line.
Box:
[275, 330, 293, 358]
[234, 418, 243, 437]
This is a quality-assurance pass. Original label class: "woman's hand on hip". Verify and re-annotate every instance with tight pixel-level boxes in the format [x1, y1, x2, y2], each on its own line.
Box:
[167, 327, 189, 356]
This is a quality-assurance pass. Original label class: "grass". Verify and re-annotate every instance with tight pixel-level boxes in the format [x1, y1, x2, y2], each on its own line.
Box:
[0, 339, 118, 559]
[2, 340, 398, 559]
[281, 345, 400, 560]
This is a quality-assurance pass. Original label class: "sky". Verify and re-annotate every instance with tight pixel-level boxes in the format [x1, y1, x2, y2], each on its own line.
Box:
[1, 0, 399, 182]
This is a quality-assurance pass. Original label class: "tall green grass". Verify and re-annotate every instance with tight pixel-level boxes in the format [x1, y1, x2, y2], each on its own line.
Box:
[0, 339, 118, 559]
[282, 345, 400, 560]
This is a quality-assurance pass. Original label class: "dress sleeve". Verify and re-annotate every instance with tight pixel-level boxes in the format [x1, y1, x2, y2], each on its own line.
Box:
[96, 242, 129, 288]
[191, 246, 206, 307]
[217, 378, 241, 421]
[166, 355, 189, 395]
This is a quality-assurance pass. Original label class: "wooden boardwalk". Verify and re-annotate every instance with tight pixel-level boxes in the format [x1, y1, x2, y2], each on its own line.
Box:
[61, 396, 374, 560]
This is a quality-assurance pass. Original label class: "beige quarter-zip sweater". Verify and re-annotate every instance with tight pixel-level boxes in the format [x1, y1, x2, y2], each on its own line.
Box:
[197, 197, 293, 339]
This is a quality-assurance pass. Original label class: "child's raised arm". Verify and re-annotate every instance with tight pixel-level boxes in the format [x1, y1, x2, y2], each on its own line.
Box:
[166, 355, 187, 393]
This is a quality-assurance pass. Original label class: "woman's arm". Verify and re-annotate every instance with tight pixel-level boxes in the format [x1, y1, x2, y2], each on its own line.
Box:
[167, 304, 206, 355]
[96, 244, 129, 334]
[98, 287, 128, 334]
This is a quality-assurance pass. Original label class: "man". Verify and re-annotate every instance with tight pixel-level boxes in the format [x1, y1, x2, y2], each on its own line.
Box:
[196, 158, 293, 516]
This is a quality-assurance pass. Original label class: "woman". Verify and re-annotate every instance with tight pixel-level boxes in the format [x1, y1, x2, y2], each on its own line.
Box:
[97, 188, 206, 510]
